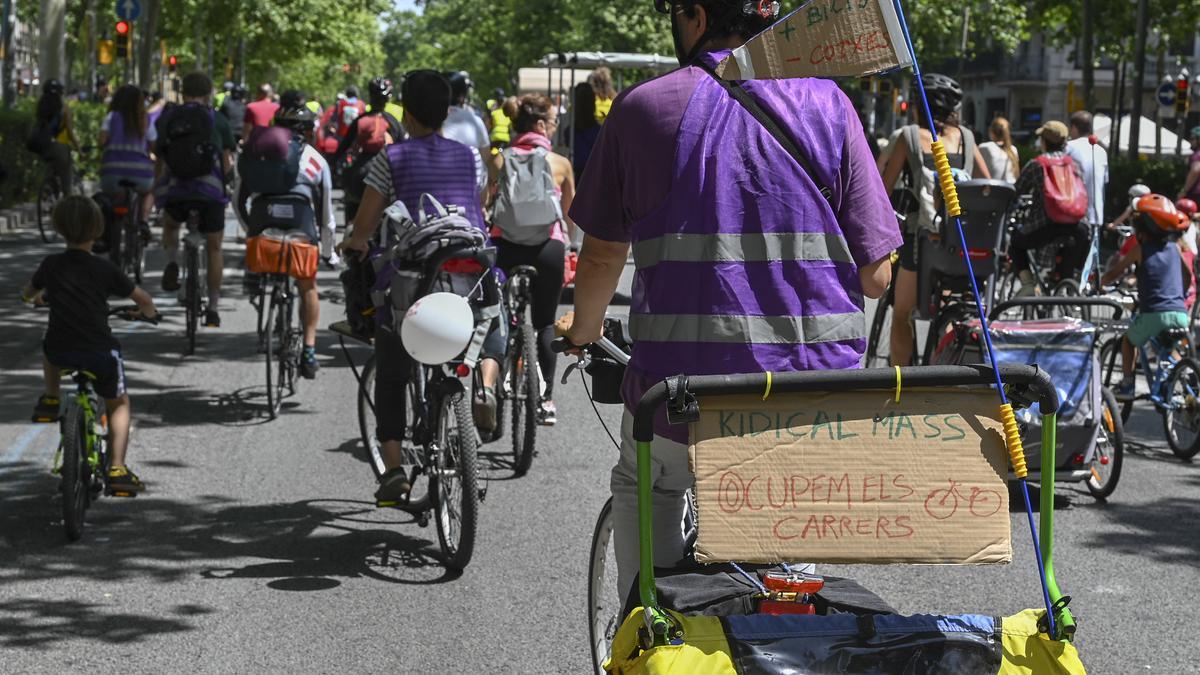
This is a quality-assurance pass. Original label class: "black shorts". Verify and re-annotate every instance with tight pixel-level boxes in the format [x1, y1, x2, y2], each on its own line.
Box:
[164, 200, 227, 234]
[45, 347, 126, 399]
[897, 230, 917, 272]
[247, 195, 318, 244]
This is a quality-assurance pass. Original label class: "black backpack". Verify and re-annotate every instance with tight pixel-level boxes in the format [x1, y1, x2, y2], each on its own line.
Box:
[25, 119, 54, 155]
[163, 105, 217, 179]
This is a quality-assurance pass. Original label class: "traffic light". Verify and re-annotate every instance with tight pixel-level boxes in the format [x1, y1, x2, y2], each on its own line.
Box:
[168, 54, 178, 74]
[115, 21, 131, 60]
[1178, 74, 1191, 116]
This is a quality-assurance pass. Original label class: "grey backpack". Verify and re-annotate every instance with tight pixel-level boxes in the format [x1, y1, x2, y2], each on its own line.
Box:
[492, 147, 562, 245]
[371, 194, 488, 332]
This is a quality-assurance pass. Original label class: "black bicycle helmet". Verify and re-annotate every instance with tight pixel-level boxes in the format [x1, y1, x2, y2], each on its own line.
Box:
[447, 71, 472, 101]
[369, 77, 394, 100]
[274, 105, 317, 132]
[44, 79, 64, 96]
[916, 73, 963, 114]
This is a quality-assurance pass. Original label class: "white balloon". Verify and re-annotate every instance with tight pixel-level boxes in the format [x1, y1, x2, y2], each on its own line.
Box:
[400, 293, 475, 365]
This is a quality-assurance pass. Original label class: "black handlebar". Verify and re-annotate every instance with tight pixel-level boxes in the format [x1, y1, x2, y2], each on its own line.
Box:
[989, 296, 1125, 322]
[631, 364, 1059, 443]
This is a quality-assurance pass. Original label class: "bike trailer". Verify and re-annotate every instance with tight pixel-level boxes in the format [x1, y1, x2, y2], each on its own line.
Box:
[932, 297, 1123, 484]
[604, 366, 1084, 675]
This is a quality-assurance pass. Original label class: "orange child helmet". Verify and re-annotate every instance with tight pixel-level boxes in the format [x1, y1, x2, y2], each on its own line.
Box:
[1135, 194, 1189, 233]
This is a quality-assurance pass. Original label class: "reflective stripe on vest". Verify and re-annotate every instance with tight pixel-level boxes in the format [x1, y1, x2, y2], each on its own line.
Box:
[106, 142, 147, 154]
[629, 311, 865, 345]
[632, 232, 854, 269]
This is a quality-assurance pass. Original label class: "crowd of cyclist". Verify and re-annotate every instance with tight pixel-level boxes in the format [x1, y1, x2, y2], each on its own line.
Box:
[18, 1, 1200, 594]
[879, 71, 1200, 385]
[22, 62, 623, 505]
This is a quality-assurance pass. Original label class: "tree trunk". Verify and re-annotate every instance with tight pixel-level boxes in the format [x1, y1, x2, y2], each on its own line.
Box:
[86, 0, 96, 99]
[1081, 0, 1096, 110]
[137, 0, 160, 91]
[38, 0, 67, 86]
[1129, 0, 1148, 160]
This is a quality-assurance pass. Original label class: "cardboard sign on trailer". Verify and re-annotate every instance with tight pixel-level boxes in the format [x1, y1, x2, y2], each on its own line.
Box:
[716, 0, 914, 80]
[689, 388, 1012, 565]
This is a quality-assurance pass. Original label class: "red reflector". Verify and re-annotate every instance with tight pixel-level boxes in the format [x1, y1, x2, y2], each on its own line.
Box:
[443, 258, 484, 274]
[455, 364, 470, 377]
[113, 206, 129, 216]
[1072, 453, 1085, 465]
[1100, 456, 1110, 465]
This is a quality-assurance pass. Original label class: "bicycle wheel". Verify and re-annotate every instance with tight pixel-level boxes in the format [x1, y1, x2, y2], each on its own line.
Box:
[282, 292, 300, 396]
[184, 245, 200, 356]
[1098, 337, 1133, 423]
[1163, 357, 1200, 459]
[1049, 279, 1090, 320]
[357, 355, 388, 479]
[264, 292, 284, 419]
[1086, 388, 1124, 500]
[36, 181, 56, 243]
[60, 401, 90, 541]
[922, 303, 967, 365]
[864, 287, 895, 368]
[431, 392, 479, 570]
[510, 313, 538, 476]
[587, 497, 619, 675]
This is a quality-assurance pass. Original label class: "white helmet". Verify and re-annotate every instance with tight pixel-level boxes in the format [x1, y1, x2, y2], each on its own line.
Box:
[400, 293, 475, 365]
[1128, 184, 1151, 199]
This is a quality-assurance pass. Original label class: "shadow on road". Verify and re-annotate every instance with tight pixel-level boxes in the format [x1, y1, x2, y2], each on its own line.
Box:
[0, 598, 203, 650]
[0, 466, 463, 605]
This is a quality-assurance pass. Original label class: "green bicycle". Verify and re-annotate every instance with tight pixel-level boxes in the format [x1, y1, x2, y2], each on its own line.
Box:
[58, 306, 158, 540]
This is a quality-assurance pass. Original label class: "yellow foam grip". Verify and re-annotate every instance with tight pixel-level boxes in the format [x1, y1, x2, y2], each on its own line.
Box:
[930, 140, 961, 218]
[1000, 403, 1028, 478]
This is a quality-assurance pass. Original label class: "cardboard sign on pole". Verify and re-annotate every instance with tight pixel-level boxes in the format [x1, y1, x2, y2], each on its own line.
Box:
[689, 388, 1011, 565]
[716, 0, 914, 80]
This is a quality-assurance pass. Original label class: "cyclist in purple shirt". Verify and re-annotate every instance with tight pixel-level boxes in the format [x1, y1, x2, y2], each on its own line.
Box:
[562, 0, 901, 603]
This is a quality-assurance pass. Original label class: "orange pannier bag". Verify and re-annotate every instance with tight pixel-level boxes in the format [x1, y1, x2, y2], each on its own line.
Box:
[246, 228, 318, 280]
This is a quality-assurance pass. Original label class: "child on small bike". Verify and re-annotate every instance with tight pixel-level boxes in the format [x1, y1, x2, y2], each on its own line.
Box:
[1101, 194, 1192, 400]
[23, 195, 159, 494]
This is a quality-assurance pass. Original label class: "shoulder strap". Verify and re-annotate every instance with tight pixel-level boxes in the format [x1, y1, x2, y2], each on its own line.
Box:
[960, 127, 976, 174]
[902, 125, 924, 190]
[696, 62, 832, 202]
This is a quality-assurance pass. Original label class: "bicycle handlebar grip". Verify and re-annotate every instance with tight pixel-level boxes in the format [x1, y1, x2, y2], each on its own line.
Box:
[930, 140, 962, 218]
[999, 403, 1028, 478]
[550, 337, 575, 354]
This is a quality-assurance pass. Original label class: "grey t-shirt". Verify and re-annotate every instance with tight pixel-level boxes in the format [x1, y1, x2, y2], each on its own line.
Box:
[441, 106, 490, 150]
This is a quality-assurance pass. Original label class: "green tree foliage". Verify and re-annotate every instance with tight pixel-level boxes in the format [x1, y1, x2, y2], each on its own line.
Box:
[381, 0, 672, 98]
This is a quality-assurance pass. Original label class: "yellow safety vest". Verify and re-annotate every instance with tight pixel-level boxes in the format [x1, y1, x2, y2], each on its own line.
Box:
[490, 106, 511, 144]
[595, 96, 613, 124]
[305, 100, 322, 116]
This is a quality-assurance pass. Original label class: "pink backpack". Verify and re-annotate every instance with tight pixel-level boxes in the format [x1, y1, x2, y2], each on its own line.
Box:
[1035, 155, 1088, 224]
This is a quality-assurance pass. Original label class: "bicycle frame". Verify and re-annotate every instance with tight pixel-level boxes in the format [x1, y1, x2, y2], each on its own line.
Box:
[1076, 222, 1102, 292]
[1138, 335, 1183, 410]
[627, 364, 1074, 643]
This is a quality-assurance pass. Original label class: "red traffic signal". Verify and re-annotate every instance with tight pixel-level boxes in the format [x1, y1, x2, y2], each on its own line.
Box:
[115, 20, 130, 36]
[168, 54, 178, 69]
[1178, 76, 1190, 115]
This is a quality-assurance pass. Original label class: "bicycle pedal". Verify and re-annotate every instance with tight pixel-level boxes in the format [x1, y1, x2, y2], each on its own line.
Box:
[106, 490, 137, 498]
[31, 415, 57, 424]
[376, 500, 399, 509]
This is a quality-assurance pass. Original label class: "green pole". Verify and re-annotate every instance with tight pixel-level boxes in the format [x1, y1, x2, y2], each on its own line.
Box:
[1039, 413, 1076, 638]
[636, 439, 672, 642]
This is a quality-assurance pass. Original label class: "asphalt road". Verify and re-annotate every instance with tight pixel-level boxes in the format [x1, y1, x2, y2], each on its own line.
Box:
[0, 207, 1197, 674]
